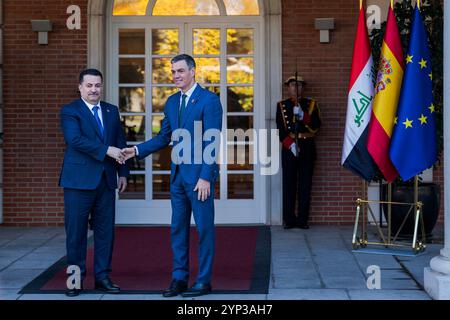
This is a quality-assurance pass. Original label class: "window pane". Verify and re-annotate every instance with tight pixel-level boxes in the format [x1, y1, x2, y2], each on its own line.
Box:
[152, 29, 179, 55]
[227, 144, 254, 171]
[152, 87, 178, 113]
[196, 58, 220, 84]
[119, 174, 145, 200]
[152, 58, 172, 84]
[193, 29, 220, 55]
[223, 0, 259, 15]
[152, 146, 172, 171]
[227, 57, 253, 84]
[153, 0, 219, 16]
[228, 116, 253, 132]
[152, 115, 165, 137]
[113, 0, 149, 16]
[206, 86, 221, 97]
[119, 29, 145, 54]
[214, 177, 220, 199]
[227, 87, 253, 112]
[227, 28, 254, 54]
[153, 174, 171, 199]
[119, 87, 145, 113]
[228, 174, 254, 199]
[120, 58, 145, 83]
[121, 115, 146, 142]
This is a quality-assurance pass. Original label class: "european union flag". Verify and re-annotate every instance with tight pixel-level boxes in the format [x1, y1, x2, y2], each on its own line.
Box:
[389, 5, 437, 181]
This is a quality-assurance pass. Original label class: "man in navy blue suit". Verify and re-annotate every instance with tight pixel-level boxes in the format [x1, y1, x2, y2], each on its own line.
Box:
[59, 69, 129, 296]
[123, 54, 223, 297]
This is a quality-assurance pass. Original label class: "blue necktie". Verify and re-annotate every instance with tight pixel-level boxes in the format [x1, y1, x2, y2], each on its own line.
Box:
[178, 94, 187, 127]
[93, 106, 104, 136]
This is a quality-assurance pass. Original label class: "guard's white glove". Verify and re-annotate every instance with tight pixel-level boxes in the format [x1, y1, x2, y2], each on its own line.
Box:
[289, 143, 298, 157]
[293, 106, 304, 120]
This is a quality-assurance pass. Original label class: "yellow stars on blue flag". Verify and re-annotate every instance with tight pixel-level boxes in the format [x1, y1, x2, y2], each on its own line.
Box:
[429, 103, 435, 113]
[419, 58, 427, 69]
[418, 114, 427, 125]
[389, 5, 437, 181]
[402, 118, 413, 129]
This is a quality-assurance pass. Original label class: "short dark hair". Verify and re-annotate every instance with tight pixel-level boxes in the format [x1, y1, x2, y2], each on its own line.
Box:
[171, 54, 196, 69]
[79, 68, 103, 84]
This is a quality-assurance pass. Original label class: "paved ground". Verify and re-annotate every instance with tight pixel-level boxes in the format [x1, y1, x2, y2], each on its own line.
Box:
[0, 225, 443, 300]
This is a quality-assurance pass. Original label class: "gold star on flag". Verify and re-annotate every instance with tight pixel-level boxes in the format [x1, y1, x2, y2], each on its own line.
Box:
[429, 73, 433, 80]
[403, 118, 413, 129]
[406, 55, 413, 64]
[394, 117, 398, 125]
[419, 114, 428, 125]
[429, 103, 435, 113]
[419, 58, 427, 69]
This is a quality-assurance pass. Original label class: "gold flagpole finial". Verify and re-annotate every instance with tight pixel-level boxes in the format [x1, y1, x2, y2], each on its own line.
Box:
[390, 0, 393, 9]
[359, 0, 363, 10]
[417, 0, 420, 9]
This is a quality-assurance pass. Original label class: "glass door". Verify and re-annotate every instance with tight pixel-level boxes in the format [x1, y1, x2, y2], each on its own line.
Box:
[112, 22, 264, 224]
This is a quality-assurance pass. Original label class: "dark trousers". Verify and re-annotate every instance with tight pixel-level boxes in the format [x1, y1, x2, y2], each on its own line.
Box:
[64, 173, 116, 281]
[281, 139, 316, 226]
[170, 170, 215, 284]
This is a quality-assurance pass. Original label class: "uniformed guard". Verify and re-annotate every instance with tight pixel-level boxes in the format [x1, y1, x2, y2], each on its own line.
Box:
[276, 75, 321, 229]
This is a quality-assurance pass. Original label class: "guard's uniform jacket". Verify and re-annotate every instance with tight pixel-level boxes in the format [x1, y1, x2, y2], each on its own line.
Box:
[276, 97, 321, 228]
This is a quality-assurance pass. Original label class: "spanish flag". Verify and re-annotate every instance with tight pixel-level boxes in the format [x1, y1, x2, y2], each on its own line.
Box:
[366, 3, 404, 182]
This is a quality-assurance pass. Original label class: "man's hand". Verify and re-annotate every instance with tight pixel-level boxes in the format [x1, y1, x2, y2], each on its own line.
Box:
[289, 143, 298, 157]
[194, 178, 211, 202]
[122, 147, 136, 162]
[118, 177, 128, 193]
[107, 146, 126, 163]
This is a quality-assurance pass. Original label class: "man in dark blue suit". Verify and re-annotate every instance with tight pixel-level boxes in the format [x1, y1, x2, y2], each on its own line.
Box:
[123, 54, 223, 297]
[59, 69, 129, 296]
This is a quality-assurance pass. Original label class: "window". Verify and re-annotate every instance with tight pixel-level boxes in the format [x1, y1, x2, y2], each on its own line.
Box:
[113, 0, 259, 16]
[112, 0, 261, 202]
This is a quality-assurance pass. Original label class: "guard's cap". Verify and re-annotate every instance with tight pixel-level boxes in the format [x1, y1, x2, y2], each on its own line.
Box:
[284, 75, 306, 86]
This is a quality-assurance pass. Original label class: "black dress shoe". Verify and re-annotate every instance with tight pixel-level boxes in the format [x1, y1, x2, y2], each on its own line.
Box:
[283, 224, 295, 229]
[65, 283, 83, 297]
[163, 279, 188, 297]
[181, 282, 212, 297]
[297, 223, 310, 229]
[95, 277, 120, 294]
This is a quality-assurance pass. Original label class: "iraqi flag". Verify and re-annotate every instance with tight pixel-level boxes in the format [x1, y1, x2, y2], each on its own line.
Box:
[366, 4, 404, 182]
[341, 4, 377, 181]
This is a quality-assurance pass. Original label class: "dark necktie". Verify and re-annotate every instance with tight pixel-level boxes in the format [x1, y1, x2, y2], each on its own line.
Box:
[178, 94, 187, 127]
[93, 106, 104, 136]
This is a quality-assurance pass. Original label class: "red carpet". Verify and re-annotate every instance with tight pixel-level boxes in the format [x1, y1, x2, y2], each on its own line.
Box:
[22, 226, 270, 294]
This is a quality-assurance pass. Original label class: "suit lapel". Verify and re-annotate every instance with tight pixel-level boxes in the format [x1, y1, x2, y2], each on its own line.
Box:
[172, 91, 181, 128]
[78, 99, 103, 140]
[100, 102, 110, 143]
[181, 85, 203, 129]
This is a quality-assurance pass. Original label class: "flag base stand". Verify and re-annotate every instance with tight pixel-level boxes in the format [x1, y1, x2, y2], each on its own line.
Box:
[351, 177, 426, 255]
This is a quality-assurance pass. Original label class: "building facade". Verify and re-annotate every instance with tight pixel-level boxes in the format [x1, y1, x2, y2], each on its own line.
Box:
[0, 0, 444, 226]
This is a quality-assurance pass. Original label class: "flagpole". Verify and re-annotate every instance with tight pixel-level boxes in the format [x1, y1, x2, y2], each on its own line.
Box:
[388, 182, 392, 245]
[390, 0, 393, 9]
[417, 0, 420, 9]
[359, 0, 362, 10]
[362, 179, 366, 239]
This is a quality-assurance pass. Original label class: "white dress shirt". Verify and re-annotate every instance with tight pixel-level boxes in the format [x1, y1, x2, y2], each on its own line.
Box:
[179, 82, 198, 109]
[82, 98, 104, 127]
[135, 83, 198, 156]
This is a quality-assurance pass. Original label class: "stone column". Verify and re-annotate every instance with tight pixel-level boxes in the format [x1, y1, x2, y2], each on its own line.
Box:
[265, 0, 283, 225]
[424, 0, 450, 300]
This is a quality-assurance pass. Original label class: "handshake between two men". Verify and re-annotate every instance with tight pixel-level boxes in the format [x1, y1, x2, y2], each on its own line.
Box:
[106, 146, 136, 165]
[106, 146, 212, 201]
